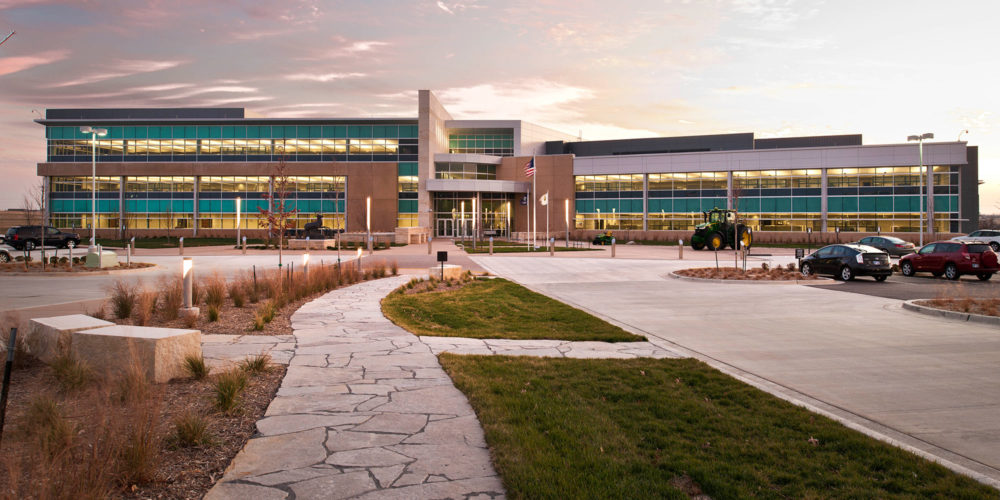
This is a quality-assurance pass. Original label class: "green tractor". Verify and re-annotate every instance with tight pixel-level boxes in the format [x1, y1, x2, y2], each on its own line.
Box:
[690, 208, 753, 251]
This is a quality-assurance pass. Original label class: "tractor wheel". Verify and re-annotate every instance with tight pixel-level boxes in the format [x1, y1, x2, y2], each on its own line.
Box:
[737, 227, 752, 250]
[707, 232, 724, 251]
[691, 240, 705, 251]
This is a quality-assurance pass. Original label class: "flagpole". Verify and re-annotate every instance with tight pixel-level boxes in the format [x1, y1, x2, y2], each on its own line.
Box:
[546, 192, 550, 246]
[532, 155, 537, 249]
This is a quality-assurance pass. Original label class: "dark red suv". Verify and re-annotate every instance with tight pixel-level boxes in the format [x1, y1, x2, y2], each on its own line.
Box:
[899, 240, 999, 281]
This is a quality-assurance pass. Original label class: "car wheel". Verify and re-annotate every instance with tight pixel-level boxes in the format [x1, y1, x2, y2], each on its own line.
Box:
[900, 261, 915, 277]
[991, 242, 999, 252]
[800, 262, 813, 277]
[839, 265, 855, 281]
[874, 275, 888, 282]
[0, 251, 9, 263]
[944, 263, 960, 281]
[977, 273, 993, 281]
[24, 240, 35, 251]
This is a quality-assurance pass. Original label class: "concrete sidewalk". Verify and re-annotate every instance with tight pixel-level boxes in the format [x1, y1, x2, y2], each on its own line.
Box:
[471, 256, 1000, 488]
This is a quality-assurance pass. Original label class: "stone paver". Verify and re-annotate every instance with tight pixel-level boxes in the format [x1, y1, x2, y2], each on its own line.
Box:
[420, 336, 681, 359]
[202, 334, 296, 368]
[207, 276, 505, 499]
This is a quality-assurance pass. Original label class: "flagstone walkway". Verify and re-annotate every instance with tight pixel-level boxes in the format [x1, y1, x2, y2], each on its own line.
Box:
[205, 276, 505, 499]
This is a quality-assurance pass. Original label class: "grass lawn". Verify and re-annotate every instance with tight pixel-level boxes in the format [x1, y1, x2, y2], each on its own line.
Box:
[441, 355, 995, 499]
[382, 278, 644, 342]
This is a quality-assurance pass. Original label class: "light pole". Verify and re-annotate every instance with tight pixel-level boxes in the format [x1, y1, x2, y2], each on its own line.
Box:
[235, 196, 241, 247]
[907, 133, 934, 246]
[81, 126, 107, 250]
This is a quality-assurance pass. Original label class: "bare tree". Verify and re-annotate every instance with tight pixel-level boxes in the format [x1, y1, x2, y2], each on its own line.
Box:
[257, 158, 298, 272]
[21, 180, 43, 225]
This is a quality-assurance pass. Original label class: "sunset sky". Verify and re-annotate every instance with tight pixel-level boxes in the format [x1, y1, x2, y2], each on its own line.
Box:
[0, 0, 996, 212]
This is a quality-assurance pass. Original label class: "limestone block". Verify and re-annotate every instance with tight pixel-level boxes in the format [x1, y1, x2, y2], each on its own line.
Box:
[25, 314, 115, 364]
[72, 325, 201, 383]
[288, 239, 337, 250]
[428, 264, 462, 281]
[85, 250, 118, 268]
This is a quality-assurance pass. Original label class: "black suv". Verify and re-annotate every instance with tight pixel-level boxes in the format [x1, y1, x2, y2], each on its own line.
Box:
[800, 244, 892, 281]
[5, 226, 81, 251]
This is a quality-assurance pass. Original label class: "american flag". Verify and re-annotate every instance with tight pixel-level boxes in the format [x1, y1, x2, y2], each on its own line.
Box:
[523, 158, 535, 177]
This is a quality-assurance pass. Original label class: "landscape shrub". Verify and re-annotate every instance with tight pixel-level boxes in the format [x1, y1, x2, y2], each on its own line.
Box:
[207, 305, 220, 322]
[183, 354, 210, 380]
[170, 411, 213, 448]
[239, 353, 271, 374]
[204, 275, 226, 309]
[109, 280, 138, 320]
[132, 289, 157, 326]
[51, 352, 92, 391]
[213, 369, 248, 413]
[228, 280, 245, 308]
[158, 276, 182, 320]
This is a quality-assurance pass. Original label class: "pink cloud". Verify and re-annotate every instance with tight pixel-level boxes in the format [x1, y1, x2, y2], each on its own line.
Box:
[47, 59, 186, 87]
[0, 49, 69, 77]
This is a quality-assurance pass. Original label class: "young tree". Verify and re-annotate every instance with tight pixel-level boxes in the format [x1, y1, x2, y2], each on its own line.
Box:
[257, 158, 298, 272]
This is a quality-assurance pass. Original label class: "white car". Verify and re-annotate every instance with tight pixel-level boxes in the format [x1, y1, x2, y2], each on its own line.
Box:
[952, 230, 1000, 252]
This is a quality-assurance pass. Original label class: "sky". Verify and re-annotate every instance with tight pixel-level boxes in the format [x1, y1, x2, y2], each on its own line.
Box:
[0, 0, 997, 213]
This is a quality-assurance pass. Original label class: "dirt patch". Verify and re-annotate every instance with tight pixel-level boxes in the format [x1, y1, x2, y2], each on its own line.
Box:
[676, 266, 820, 281]
[916, 298, 1000, 317]
[0, 262, 155, 273]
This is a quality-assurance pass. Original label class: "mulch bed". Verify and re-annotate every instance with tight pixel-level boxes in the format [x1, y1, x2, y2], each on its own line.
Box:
[915, 298, 1000, 317]
[0, 262, 155, 273]
[0, 356, 285, 499]
[676, 266, 821, 281]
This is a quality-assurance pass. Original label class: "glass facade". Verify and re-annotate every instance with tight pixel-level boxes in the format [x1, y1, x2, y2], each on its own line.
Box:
[733, 169, 822, 232]
[397, 162, 419, 228]
[46, 124, 419, 163]
[432, 192, 513, 237]
[574, 166, 961, 233]
[49, 176, 121, 229]
[448, 133, 513, 156]
[124, 176, 194, 230]
[434, 162, 497, 180]
[574, 174, 644, 230]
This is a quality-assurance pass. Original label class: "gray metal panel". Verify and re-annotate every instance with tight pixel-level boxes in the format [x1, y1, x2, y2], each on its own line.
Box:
[433, 153, 503, 165]
[426, 179, 530, 193]
[572, 142, 969, 175]
[961, 146, 979, 233]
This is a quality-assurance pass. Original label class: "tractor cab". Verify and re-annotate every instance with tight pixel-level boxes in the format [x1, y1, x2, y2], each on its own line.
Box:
[704, 209, 734, 224]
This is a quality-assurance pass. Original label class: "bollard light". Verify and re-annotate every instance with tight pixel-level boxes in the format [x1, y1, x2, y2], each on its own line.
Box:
[356, 247, 363, 272]
[303, 253, 310, 276]
[182, 257, 194, 308]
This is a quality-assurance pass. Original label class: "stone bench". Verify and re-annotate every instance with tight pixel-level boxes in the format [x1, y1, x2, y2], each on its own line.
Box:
[429, 264, 462, 281]
[72, 325, 201, 383]
[25, 314, 115, 364]
[288, 238, 337, 250]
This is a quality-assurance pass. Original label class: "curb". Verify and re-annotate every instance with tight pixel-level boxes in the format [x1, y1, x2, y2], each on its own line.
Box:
[666, 271, 837, 285]
[902, 300, 1000, 327]
[0, 263, 159, 276]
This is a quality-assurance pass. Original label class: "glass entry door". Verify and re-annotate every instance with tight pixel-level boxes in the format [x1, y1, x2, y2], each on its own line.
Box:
[436, 218, 454, 237]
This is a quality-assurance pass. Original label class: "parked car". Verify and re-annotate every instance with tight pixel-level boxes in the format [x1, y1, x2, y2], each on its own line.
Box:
[0, 247, 9, 263]
[856, 236, 916, 257]
[799, 244, 892, 281]
[899, 240, 999, 281]
[4, 225, 81, 251]
[951, 230, 1000, 252]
